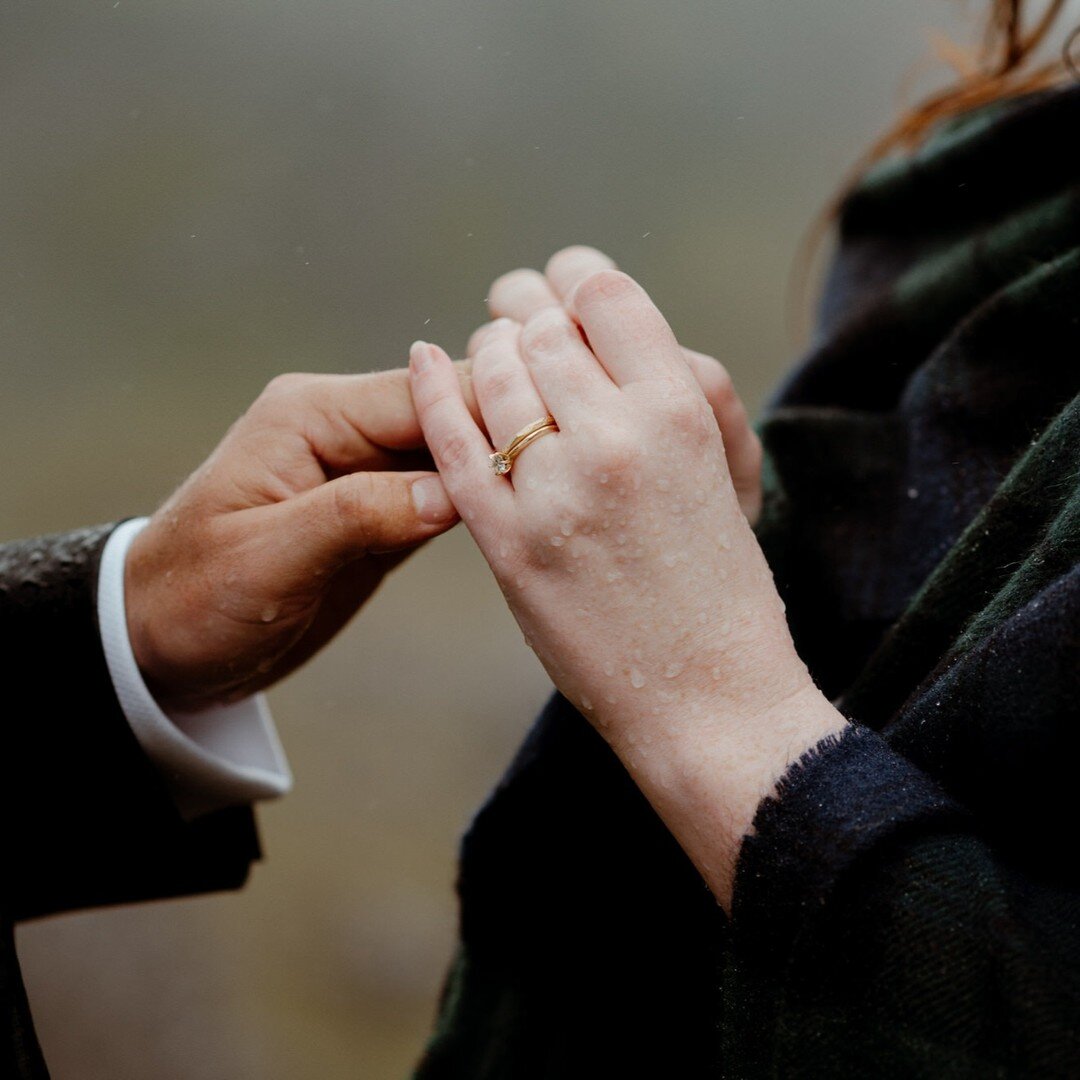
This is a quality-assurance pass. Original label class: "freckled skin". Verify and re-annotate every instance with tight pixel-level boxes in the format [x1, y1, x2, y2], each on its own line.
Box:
[412, 250, 849, 910]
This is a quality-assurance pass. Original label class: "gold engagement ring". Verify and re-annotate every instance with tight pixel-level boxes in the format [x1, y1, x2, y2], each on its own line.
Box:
[489, 414, 559, 476]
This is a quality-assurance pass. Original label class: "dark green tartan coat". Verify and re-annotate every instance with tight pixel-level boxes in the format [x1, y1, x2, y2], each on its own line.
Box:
[414, 85, 1080, 1077]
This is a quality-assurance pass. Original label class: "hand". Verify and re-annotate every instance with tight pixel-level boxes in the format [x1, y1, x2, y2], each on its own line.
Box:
[469, 245, 763, 525]
[408, 270, 847, 908]
[125, 366, 476, 713]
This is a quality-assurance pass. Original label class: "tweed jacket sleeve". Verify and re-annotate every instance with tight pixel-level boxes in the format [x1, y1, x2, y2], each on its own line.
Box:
[0, 523, 260, 923]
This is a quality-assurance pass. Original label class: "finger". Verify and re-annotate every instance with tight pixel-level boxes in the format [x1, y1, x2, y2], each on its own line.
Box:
[544, 245, 617, 310]
[488, 268, 560, 322]
[408, 340, 516, 527]
[256, 469, 459, 587]
[471, 319, 555, 454]
[682, 348, 763, 521]
[245, 365, 481, 481]
[518, 306, 618, 428]
[467, 316, 519, 359]
[570, 269, 694, 388]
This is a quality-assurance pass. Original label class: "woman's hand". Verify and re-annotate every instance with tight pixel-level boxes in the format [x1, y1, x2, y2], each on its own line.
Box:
[409, 270, 847, 908]
[469, 245, 763, 526]
[126, 365, 476, 713]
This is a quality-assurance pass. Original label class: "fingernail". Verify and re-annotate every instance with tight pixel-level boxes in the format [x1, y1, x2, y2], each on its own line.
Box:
[411, 475, 456, 523]
[410, 340, 433, 372]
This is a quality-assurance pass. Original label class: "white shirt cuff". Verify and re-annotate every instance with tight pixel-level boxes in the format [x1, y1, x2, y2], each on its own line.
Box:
[97, 517, 293, 821]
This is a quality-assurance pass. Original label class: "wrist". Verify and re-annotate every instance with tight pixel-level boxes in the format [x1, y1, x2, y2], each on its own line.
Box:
[123, 523, 199, 710]
[613, 678, 850, 910]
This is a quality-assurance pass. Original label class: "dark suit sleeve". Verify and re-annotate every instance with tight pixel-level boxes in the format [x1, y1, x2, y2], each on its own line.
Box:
[0, 523, 261, 922]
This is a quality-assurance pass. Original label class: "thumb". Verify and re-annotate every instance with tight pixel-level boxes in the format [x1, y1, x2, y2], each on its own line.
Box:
[276, 469, 459, 573]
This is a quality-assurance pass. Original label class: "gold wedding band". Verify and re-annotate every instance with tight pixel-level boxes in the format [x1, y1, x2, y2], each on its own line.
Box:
[489, 414, 559, 476]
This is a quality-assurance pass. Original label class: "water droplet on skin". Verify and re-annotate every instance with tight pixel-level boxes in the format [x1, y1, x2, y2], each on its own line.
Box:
[606, 569, 622, 583]
[711, 666, 723, 680]
[550, 535, 565, 547]
[260, 605, 279, 623]
[697, 611, 709, 625]
[560, 521, 574, 537]
[580, 695, 593, 711]
[664, 662, 683, 679]
[598, 472, 609, 484]
[603, 662, 616, 677]
[718, 532, 732, 550]
[720, 619, 732, 634]
[630, 667, 646, 689]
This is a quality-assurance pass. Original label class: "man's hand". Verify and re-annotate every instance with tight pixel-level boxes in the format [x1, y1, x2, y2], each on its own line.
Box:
[471, 246, 764, 525]
[125, 366, 476, 713]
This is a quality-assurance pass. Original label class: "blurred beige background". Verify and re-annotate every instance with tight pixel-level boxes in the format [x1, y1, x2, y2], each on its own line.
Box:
[1, 1, 975, 1076]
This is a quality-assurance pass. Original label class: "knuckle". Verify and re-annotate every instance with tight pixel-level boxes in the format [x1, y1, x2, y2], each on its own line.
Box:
[654, 384, 715, 439]
[262, 372, 313, 401]
[436, 429, 472, 471]
[521, 309, 572, 355]
[247, 373, 318, 423]
[363, 367, 407, 395]
[331, 473, 375, 534]
[572, 268, 637, 309]
[590, 426, 642, 476]
[473, 356, 519, 402]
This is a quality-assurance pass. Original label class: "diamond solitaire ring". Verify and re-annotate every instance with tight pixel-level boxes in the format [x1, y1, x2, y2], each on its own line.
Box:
[489, 415, 559, 476]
